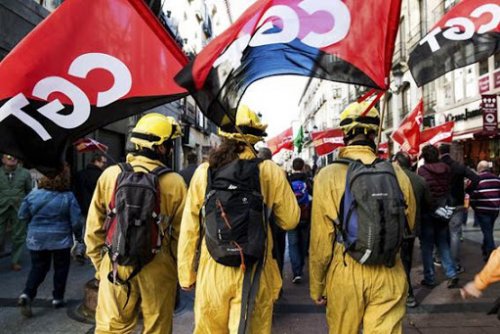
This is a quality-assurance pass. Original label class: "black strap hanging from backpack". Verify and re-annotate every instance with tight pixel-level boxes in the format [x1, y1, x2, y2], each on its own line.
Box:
[238, 259, 264, 334]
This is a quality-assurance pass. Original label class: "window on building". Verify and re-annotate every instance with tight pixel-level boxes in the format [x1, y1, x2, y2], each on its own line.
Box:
[479, 58, 489, 76]
[495, 52, 500, 69]
[385, 94, 393, 129]
[401, 86, 410, 118]
[465, 65, 477, 98]
[454, 69, 464, 102]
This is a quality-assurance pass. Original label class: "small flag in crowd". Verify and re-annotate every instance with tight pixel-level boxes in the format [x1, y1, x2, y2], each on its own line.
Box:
[0, 0, 188, 174]
[73, 138, 108, 153]
[311, 129, 344, 156]
[392, 100, 424, 155]
[176, 0, 403, 127]
[294, 126, 304, 154]
[420, 122, 455, 146]
[409, 0, 500, 86]
[378, 142, 389, 160]
[267, 127, 293, 155]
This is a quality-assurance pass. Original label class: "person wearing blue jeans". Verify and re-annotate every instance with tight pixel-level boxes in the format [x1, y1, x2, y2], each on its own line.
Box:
[420, 214, 458, 288]
[287, 221, 309, 282]
[475, 212, 497, 261]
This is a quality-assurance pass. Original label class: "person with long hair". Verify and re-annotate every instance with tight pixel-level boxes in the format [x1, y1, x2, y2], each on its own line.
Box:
[17, 166, 82, 317]
[178, 105, 300, 333]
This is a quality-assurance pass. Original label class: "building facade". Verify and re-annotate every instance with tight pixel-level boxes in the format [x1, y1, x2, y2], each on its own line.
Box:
[384, 0, 499, 172]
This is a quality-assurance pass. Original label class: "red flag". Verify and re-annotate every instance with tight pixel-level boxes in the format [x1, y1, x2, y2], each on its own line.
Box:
[409, 0, 500, 86]
[0, 0, 188, 174]
[420, 122, 455, 147]
[73, 138, 108, 153]
[392, 100, 424, 155]
[176, 0, 403, 126]
[267, 127, 293, 155]
[311, 129, 344, 156]
[378, 142, 389, 160]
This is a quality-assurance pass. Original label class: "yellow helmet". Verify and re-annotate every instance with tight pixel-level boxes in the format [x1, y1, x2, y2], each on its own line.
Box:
[339, 101, 380, 135]
[130, 113, 183, 150]
[219, 105, 268, 144]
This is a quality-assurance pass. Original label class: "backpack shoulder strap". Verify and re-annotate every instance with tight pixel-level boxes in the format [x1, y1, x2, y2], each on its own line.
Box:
[331, 158, 354, 166]
[151, 166, 172, 178]
[118, 162, 133, 172]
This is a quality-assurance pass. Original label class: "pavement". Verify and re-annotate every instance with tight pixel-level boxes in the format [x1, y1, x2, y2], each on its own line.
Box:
[0, 211, 499, 333]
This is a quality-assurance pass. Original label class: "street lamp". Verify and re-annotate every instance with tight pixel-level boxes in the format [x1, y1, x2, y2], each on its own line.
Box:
[392, 66, 404, 94]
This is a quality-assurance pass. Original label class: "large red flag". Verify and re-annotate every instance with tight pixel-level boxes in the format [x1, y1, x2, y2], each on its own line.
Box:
[420, 122, 455, 147]
[0, 0, 188, 174]
[409, 0, 500, 86]
[392, 100, 424, 155]
[267, 127, 293, 155]
[176, 0, 403, 127]
[311, 129, 344, 156]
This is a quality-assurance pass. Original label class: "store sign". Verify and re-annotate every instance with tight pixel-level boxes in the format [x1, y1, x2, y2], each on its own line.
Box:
[482, 94, 498, 134]
[479, 74, 490, 93]
[494, 70, 500, 89]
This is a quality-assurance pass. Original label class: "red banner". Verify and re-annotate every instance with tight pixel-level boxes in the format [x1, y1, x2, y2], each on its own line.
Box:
[267, 127, 293, 155]
[420, 122, 455, 146]
[392, 100, 423, 154]
[311, 128, 344, 156]
[176, 0, 402, 126]
[0, 0, 188, 173]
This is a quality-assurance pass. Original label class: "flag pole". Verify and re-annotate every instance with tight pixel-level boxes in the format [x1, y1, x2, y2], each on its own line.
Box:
[376, 91, 389, 153]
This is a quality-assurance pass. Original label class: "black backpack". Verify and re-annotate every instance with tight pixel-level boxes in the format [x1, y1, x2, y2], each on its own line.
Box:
[202, 158, 267, 269]
[333, 158, 408, 268]
[104, 163, 172, 294]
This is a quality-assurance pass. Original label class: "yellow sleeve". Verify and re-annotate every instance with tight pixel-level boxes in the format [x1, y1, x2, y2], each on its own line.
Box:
[177, 163, 208, 288]
[394, 164, 416, 231]
[475, 247, 500, 290]
[259, 160, 300, 231]
[84, 166, 118, 278]
[160, 173, 187, 260]
[309, 166, 340, 301]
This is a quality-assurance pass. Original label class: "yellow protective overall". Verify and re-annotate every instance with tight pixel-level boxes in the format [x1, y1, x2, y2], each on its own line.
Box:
[309, 145, 416, 334]
[178, 147, 300, 334]
[85, 154, 186, 334]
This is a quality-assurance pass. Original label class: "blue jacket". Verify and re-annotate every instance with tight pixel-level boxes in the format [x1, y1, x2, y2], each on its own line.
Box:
[18, 189, 82, 251]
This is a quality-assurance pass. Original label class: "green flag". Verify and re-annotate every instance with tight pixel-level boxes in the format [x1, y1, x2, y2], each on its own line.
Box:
[294, 126, 304, 153]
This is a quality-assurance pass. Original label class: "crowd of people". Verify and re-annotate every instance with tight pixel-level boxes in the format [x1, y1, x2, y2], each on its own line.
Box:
[0, 101, 499, 333]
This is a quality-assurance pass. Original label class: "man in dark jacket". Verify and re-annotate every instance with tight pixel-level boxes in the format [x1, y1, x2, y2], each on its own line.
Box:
[179, 152, 199, 187]
[0, 154, 32, 271]
[73, 153, 107, 217]
[418, 145, 458, 288]
[288, 157, 313, 284]
[439, 144, 479, 272]
[467, 160, 500, 261]
[394, 152, 432, 307]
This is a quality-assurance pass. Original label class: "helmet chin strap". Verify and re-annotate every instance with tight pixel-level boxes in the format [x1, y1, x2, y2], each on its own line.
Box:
[233, 123, 258, 157]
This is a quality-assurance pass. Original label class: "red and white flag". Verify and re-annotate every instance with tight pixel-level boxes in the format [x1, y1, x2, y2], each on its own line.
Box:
[392, 100, 424, 155]
[73, 138, 108, 153]
[420, 122, 455, 146]
[378, 142, 389, 160]
[311, 129, 344, 156]
[267, 127, 293, 155]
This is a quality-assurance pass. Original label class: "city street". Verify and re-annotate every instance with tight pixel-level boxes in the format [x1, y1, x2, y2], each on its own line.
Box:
[0, 213, 499, 333]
